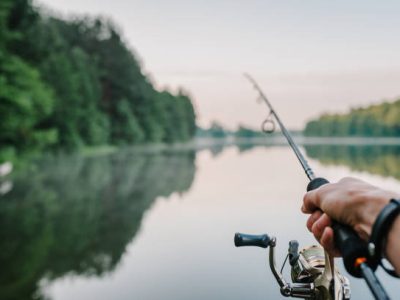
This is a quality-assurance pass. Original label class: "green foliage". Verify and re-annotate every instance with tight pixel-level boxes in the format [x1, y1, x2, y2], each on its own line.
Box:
[0, 0, 12, 46]
[0, 53, 56, 151]
[235, 125, 264, 138]
[197, 121, 230, 138]
[0, 0, 197, 156]
[304, 100, 400, 137]
[113, 99, 144, 144]
[156, 90, 197, 142]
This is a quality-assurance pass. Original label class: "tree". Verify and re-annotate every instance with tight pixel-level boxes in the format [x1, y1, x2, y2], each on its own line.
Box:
[0, 54, 56, 148]
[0, 1, 197, 155]
[304, 100, 400, 137]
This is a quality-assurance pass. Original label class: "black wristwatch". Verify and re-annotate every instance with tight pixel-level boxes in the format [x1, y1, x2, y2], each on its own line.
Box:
[368, 199, 400, 277]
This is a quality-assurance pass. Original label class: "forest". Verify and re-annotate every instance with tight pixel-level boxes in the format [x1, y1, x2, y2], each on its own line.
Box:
[304, 99, 400, 137]
[0, 0, 196, 161]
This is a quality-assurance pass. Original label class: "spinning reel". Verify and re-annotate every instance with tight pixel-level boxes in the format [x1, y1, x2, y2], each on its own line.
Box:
[234, 233, 351, 299]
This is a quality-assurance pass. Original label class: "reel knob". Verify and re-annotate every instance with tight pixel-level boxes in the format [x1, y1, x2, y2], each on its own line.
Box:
[234, 233, 271, 248]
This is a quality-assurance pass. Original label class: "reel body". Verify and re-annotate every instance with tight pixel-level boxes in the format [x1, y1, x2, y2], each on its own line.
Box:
[234, 233, 350, 299]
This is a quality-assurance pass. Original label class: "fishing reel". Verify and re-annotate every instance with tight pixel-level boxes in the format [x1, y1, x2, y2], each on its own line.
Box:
[234, 233, 351, 300]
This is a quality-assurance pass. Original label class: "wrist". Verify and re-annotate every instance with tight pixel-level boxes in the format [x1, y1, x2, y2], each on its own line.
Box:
[369, 199, 400, 273]
[384, 210, 400, 270]
[355, 191, 396, 239]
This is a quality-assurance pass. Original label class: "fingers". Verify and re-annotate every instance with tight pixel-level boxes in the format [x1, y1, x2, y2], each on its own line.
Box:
[301, 180, 349, 258]
[320, 227, 341, 257]
[307, 213, 341, 257]
[302, 189, 320, 213]
[320, 227, 334, 250]
[306, 210, 322, 231]
[311, 213, 331, 240]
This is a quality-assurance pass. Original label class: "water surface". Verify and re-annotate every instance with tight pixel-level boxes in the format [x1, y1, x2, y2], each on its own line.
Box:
[1, 144, 399, 299]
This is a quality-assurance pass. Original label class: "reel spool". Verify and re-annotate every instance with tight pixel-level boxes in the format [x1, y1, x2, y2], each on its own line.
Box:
[291, 245, 326, 283]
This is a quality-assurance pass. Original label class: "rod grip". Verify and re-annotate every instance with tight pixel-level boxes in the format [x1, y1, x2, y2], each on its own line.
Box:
[306, 177, 329, 191]
[306, 177, 370, 277]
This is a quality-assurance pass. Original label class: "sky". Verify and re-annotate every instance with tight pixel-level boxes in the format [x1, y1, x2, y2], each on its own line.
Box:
[36, 0, 400, 130]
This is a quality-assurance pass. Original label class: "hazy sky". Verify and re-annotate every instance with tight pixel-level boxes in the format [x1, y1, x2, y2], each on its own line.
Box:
[36, 0, 400, 129]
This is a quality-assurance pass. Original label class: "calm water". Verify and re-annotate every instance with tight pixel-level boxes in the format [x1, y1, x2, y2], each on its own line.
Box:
[1, 143, 400, 300]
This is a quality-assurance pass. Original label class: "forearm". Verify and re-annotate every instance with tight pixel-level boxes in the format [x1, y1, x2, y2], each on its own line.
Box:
[385, 216, 400, 274]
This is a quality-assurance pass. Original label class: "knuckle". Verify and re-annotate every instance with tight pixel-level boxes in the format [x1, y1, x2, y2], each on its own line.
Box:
[315, 185, 328, 199]
[303, 192, 308, 203]
[315, 183, 336, 201]
[339, 176, 355, 184]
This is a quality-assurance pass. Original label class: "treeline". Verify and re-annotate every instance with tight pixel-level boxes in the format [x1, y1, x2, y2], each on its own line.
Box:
[0, 0, 196, 159]
[197, 122, 233, 138]
[304, 100, 400, 137]
[197, 122, 266, 139]
[197, 122, 302, 139]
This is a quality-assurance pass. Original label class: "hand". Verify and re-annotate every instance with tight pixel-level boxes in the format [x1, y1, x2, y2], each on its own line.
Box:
[302, 177, 398, 257]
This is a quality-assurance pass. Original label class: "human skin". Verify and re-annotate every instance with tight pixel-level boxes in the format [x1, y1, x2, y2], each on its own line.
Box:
[302, 177, 400, 274]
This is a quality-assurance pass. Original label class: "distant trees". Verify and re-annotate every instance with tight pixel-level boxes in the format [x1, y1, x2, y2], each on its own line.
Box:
[235, 125, 265, 138]
[196, 122, 230, 138]
[196, 123, 268, 139]
[304, 100, 400, 137]
[0, 0, 197, 159]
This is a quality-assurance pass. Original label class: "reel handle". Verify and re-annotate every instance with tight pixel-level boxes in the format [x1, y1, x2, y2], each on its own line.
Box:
[234, 233, 271, 248]
[307, 177, 371, 278]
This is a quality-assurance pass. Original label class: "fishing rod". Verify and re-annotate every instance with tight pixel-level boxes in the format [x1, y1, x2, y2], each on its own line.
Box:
[234, 74, 390, 300]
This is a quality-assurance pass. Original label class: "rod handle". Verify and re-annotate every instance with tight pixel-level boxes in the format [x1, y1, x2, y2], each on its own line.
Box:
[306, 177, 329, 191]
[306, 177, 370, 278]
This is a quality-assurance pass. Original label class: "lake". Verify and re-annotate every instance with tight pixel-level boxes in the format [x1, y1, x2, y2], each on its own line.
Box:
[1, 141, 400, 300]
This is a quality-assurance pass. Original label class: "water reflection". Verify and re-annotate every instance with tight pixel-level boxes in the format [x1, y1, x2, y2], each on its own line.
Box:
[304, 145, 400, 180]
[0, 149, 196, 300]
[2, 143, 400, 300]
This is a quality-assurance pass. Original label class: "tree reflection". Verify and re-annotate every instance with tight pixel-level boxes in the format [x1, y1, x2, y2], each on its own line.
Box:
[0, 149, 196, 300]
[304, 145, 400, 180]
